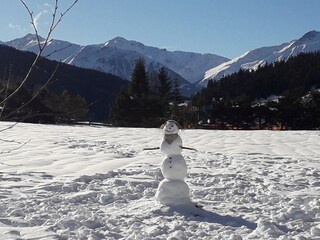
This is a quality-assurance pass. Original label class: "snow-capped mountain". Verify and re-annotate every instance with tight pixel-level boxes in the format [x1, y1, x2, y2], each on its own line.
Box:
[70, 36, 229, 84]
[200, 30, 320, 87]
[5, 33, 83, 64]
[7, 30, 320, 91]
[5, 34, 229, 96]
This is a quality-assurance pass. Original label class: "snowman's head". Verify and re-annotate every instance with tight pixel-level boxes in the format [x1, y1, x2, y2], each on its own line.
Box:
[162, 120, 181, 135]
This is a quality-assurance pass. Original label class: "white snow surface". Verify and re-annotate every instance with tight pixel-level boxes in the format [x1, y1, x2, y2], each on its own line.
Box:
[1, 122, 320, 239]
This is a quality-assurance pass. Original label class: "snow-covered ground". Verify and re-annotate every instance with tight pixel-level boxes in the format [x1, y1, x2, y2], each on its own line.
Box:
[0, 122, 320, 240]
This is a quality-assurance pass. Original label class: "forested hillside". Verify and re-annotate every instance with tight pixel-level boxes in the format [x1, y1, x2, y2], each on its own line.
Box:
[192, 52, 320, 129]
[0, 45, 126, 123]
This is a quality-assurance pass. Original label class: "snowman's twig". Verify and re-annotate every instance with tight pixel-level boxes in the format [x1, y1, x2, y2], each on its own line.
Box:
[143, 147, 160, 151]
[143, 146, 197, 151]
[180, 146, 198, 151]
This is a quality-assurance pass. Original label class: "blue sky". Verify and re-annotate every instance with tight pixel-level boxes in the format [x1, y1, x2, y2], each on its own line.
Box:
[1, 0, 320, 58]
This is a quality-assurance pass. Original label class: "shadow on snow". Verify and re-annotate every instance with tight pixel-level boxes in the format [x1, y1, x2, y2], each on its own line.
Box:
[165, 203, 258, 230]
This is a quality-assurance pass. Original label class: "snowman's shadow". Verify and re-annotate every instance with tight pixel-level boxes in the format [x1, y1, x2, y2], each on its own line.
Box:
[194, 207, 258, 230]
[167, 204, 294, 233]
[166, 204, 257, 230]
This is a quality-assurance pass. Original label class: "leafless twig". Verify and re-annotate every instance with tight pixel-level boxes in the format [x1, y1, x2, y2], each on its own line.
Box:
[0, 0, 78, 107]
[45, 44, 73, 58]
[0, 0, 79, 154]
[3, 63, 60, 120]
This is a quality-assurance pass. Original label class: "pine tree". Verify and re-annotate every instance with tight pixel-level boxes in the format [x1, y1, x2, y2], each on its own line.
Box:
[110, 89, 143, 126]
[171, 78, 182, 103]
[169, 78, 183, 123]
[60, 90, 88, 121]
[130, 58, 149, 98]
[157, 67, 172, 101]
[110, 59, 166, 127]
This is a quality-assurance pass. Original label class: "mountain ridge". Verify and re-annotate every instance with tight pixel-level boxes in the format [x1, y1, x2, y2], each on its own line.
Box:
[200, 30, 320, 86]
[4, 30, 320, 92]
[4, 34, 229, 96]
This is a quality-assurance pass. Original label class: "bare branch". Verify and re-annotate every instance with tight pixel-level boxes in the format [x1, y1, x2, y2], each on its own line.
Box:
[0, 53, 42, 106]
[0, 121, 19, 133]
[19, 0, 42, 52]
[44, 44, 73, 58]
[20, 0, 78, 55]
[0, 139, 30, 155]
[0, 137, 26, 145]
[0, 0, 79, 155]
[0, 65, 12, 118]
[3, 63, 60, 120]
[50, 0, 79, 33]
[1, 0, 79, 108]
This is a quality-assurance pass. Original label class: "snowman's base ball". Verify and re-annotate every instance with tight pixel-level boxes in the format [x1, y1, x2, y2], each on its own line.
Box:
[155, 179, 191, 205]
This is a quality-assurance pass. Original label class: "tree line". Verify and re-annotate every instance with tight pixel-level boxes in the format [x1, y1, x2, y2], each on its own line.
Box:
[0, 80, 88, 124]
[192, 52, 320, 130]
[2, 43, 320, 129]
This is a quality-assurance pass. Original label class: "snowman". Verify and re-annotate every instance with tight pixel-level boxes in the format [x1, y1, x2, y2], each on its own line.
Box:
[155, 120, 192, 205]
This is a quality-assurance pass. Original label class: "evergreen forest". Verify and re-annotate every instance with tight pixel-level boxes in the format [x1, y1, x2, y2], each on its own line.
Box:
[192, 52, 320, 130]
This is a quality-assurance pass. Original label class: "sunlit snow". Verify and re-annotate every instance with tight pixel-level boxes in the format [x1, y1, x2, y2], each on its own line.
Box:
[0, 122, 320, 239]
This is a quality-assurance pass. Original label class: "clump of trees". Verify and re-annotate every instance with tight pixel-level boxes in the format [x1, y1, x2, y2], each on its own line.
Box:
[0, 82, 88, 124]
[192, 52, 320, 130]
[110, 58, 197, 127]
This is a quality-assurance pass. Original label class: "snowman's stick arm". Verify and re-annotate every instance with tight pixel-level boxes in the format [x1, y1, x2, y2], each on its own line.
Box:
[143, 147, 160, 151]
[143, 146, 197, 151]
[180, 146, 197, 151]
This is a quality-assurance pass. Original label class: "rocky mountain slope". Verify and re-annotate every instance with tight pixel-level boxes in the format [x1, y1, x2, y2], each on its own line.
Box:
[5, 34, 229, 96]
[200, 30, 320, 86]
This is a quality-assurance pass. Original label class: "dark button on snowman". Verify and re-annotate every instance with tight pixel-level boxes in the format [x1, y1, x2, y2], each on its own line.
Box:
[155, 120, 192, 205]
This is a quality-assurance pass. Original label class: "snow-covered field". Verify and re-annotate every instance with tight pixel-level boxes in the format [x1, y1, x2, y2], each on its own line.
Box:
[1, 122, 320, 240]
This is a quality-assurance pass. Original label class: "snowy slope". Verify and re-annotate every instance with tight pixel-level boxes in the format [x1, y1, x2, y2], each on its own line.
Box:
[201, 30, 320, 87]
[1, 122, 320, 239]
[4, 34, 229, 86]
[5, 33, 83, 63]
[69, 42, 200, 96]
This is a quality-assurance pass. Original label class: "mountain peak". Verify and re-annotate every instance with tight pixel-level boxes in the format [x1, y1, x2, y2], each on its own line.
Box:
[103, 36, 147, 51]
[24, 33, 37, 38]
[4, 33, 44, 49]
[22, 33, 45, 42]
[104, 36, 131, 46]
[107, 36, 128, 45]
[7, 33, 46, 47]
[298, 30, 320, 42]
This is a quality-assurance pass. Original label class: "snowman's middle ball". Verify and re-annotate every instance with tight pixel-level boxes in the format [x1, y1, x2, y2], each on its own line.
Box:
[161, 154, 187, 180]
